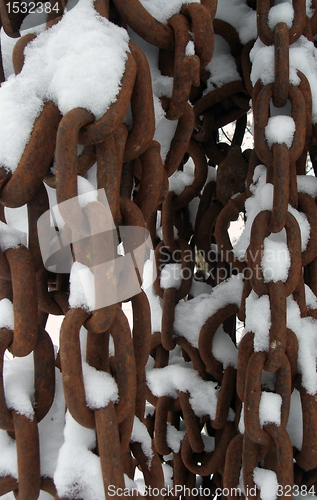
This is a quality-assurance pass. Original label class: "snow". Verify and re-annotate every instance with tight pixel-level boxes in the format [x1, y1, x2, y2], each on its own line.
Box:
[185, 41, 195, 57]
[262, 238, 291, 283]
[154, 117, 178, 163]
[215, 0, 257, 45]
[82, 361, 118, 410]
[139, 0, 199, 25]
[162, 463, 173, 487]
[77, 176, 98, 208]
[69, 261, 95, 312]
[168, 157, 195, 195]
[174, 274, 243, 348]
[0, 221, 27, 252]
[54, 412, 105, 500]
[253, 467, 278, 500]
[267, 3, 294, 30]
[146, 364, 218, 419]
[130, 416, 153, 466]
[5, 204, 29, 242]
[286, 296, 317, 394]
[3, 353, 35, 419]
[250, 36, 317, 123]
[160, 263, 182, 290]
[0, 298, 14, 329]
[259, 391, 281, 426]
[238, 404, 245, 434]
[286, 388, 303, 450]
[0, 0, 129, 172]
[234, 165, 310, 260]
[0, 364, 65, 480]
[212, 326, 238, 369]
[288, 205, 310, 252]
[143, 259, 163, 333]
[189, 279, 212, 298]
[245, 291, 271, 352]
[204, 35, 241, 94]
[305, 284, 317, 309]
[265, 116, 295, 149]
[297, 175, 317, 197]
[201, 434, 215, 453]
[166, 422, 186, 453]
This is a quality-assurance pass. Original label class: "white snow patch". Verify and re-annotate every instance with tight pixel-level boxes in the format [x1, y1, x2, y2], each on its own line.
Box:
[204, 35, 241, 94]
[0, 0, 129, 172]
[139, 0, 199, 25]
[82, 361, 118, 410]
[253, 467, 279, 500]
[54, 412, 105, 500]
[268, 3, 294, 30]
[215, 0, 257, 44]
[259, 392, 281, 426]
[160, 264, 182, 290]
[245, 292, 271, 352]
[265, 116, 295, 149]
[169, 158, 195, 195]
[174, 274, 243, 348]
[262, 238, 291, 283]
[131, 416, 153, 466]
[0, 298, 14, 329]
[212, 326, 238, 369]
[166, 422, 186, 453]
[0, 222, 27, 252]
[69, 261, 95, 312]
[147, 364, 218, 419]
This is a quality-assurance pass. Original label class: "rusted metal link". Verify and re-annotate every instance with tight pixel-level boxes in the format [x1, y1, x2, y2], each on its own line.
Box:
[244, 351, 271, 446]
[180, 3, 214, 68]
[124, 42, 155, 162]
[269, 143, 289, 233]
[295, 376, 317, 470]
[154, 396, 174, 456]
[12, 34, 37, 75]
[212, 366, 236, 430]
[112, 0, 174, 50]
[0, 102, 62, 208]
[166, 14, 200, 121]
[60, 307, 95, 428]
[5, 245, 38, 357]
[161, 287, 176, 351]
[0, 328, 14, 430]
[199, 304, 239, 381]
[265, 281, 287, 372]
[12, 410, 41, 500]
[257, 0, 306, 46]
[214, 192, 247, 274]
[223, 433, 243, 500]
[254, 84, 306, 167]
[178, 390, 204, 453]
[273, 23, 289, 108]
[181, 422, 235, 476]
[248, 210, 302, 297]
[172, 140, 208, 211]
[264, 424, 294, 499]
[131, 291, 151, 420]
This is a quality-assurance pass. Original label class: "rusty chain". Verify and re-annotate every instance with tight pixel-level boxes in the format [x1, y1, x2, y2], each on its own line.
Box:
[0, 0, 316, 499]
